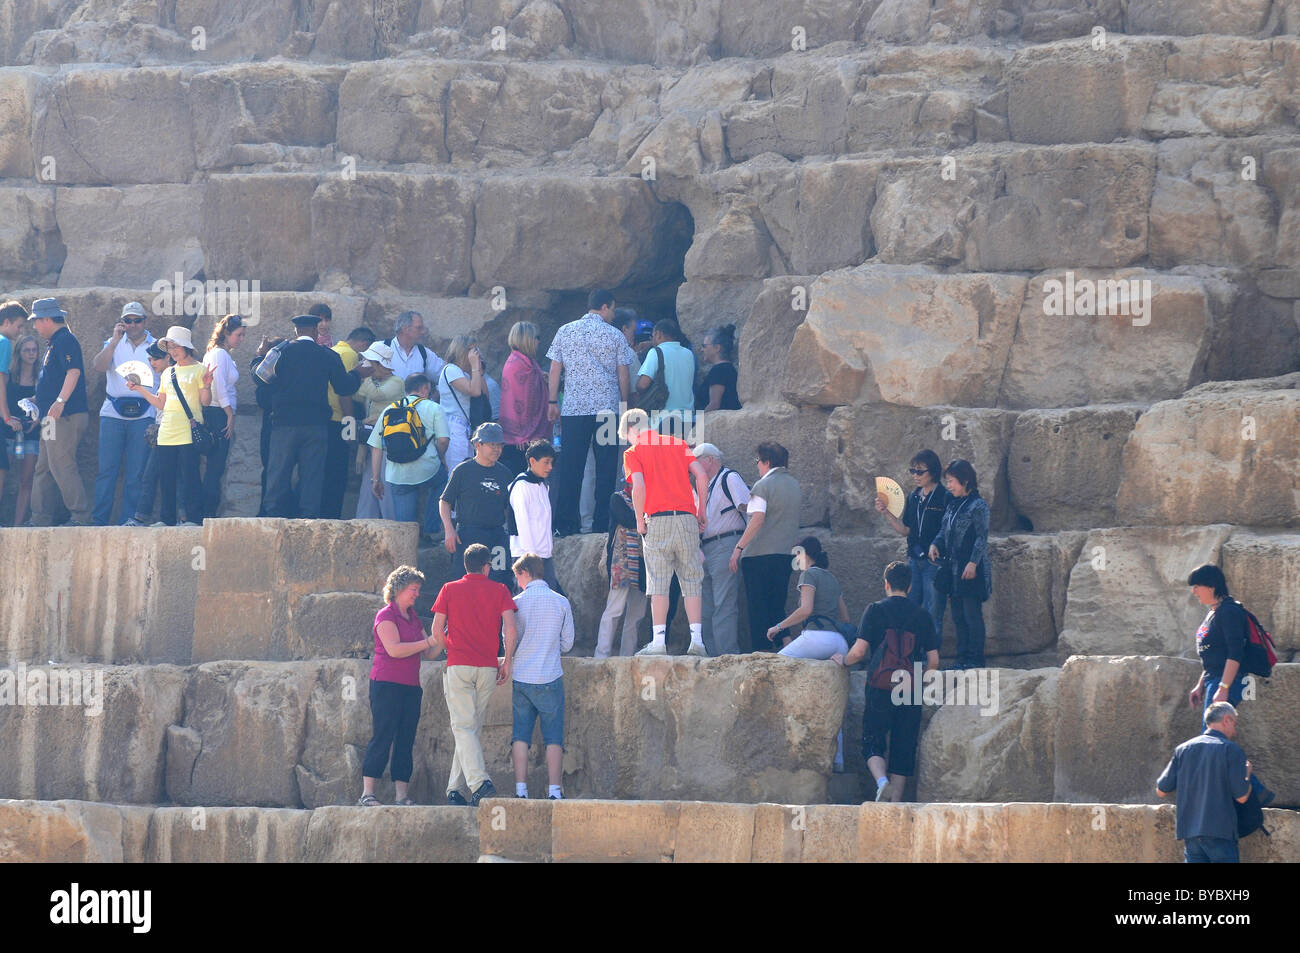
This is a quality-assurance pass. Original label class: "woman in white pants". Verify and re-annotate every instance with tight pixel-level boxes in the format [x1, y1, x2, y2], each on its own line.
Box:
[770, 536, 852, 659]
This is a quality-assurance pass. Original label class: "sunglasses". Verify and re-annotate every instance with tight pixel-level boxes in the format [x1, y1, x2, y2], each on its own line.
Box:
[122, 316, 146, 324]
[908, 467, 928, 475]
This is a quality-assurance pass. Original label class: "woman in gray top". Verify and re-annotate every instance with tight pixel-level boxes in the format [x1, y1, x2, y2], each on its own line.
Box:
[770, 536, 852, 659]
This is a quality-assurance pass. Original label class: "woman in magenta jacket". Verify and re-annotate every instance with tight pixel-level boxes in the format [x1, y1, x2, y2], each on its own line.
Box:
[499, 321, 551, 476]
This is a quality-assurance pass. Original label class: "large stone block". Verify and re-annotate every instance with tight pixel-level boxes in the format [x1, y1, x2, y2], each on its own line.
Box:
[1115, 375, 1300, 527]
[0, 186, 62, 287]
[916, 668, 1059, 802]
[1002, 270, 1217, 409]
[1149, 137, 1289, 269]
[30, 68, 194, 185]
[1058, 526, 1236, 659]
[869, 158, 995, 266]
[0, 68, 37, 176]
[56, 185, 203, 289]
[1125, 0, 1276, 35]
[705, 402, 834, 529]
[146, 806, 310, 863]
[0, 799, 146, 863]
[1007, 405, 1144, 530]
[966, 144, 1154, 271]
[1054, 655, 1205, 804]
[472, 177, 691, 291]
[790, 160, 879, 273]
[337, 59, 457, 165]
[191, 518, 416, 663]
[312, 173, 476, 294]
[736, 275, 814, 406]
[0, 527, 200, 664]
[202, 174, 318, 292]
[0, 665, 186, 803]
[302, 806, 480, 863]
[783, 265, 1025, 409]
[1006, 39, 1160, 144]
[1220, 530, 1300, 659]
[827, 403, 1017, 532]
[188, 63, 343, 171]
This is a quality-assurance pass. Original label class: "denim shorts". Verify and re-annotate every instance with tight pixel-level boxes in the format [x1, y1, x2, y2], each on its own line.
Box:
[512, 677, 565, 747]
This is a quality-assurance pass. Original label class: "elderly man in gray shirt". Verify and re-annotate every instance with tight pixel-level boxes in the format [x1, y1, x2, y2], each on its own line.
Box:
[1156, 701, 1253, 863]
[693, 443, 750, 656]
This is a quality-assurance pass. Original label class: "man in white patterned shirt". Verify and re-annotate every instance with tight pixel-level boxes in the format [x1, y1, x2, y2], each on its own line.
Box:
[546, 289, 632, 536]
[509, 553, 575, 799]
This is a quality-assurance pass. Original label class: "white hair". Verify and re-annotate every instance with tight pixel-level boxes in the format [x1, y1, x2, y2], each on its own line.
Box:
[1205, 701, 1237, 725]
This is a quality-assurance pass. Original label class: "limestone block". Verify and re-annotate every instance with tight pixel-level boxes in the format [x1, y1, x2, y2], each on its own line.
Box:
[782, 265, 1025, 408]
[30, 68, 194, 185]
[1114, 375, 1300, 527]
[56, 185, 203, 289]
[202, 174, 318, 292]
[1007, 405, 1145, 530]
[1058, 526, 1236, 658]
[302, 805, 479, 863]
[736, 275, 815, 406]
[1220, 530, 1300, 659]
[0, 665, 186, 803]
[146, 806, 310, 863]
[0, 186, 62, 287]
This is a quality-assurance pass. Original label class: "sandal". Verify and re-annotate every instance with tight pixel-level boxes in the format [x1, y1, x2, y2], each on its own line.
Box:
[357, 794, 381, 807]
[395, 797, 415, 806]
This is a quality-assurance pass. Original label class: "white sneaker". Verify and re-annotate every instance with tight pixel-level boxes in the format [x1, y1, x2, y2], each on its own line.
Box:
[686, 641, 707, 657]
[875, 782, 890, 802]
[635, 641, 667, 656]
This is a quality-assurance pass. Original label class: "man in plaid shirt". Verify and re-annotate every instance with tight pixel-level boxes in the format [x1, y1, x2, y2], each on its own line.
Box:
[509, 553, 575, 799]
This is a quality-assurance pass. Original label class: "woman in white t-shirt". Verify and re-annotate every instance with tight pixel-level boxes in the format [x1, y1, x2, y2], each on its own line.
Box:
[437, 334, 485, 475]
[200, 314, 246, 517]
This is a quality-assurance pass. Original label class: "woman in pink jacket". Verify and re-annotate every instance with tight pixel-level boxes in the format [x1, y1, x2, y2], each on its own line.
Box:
[499, 321, 551, 477]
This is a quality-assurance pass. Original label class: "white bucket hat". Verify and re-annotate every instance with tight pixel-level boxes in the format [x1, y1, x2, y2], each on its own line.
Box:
[160, 325, 195, 351]
[360, 341, 395, 368]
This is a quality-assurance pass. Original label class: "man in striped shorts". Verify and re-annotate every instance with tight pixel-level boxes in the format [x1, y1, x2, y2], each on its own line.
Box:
[620, 409, 709, 657]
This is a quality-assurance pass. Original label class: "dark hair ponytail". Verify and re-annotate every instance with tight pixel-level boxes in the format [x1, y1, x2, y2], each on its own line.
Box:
[798, 535, 829, 569]
[709, 324, 736, 361]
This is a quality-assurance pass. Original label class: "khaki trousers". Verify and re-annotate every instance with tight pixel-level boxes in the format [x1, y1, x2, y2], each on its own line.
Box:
[30, 411, 90, 525]
[444, 664, 498, 795]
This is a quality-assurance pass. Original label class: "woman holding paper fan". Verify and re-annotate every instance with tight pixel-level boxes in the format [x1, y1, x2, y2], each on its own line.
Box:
[876, 449, 949, 636]
[126, 326, 213, 526]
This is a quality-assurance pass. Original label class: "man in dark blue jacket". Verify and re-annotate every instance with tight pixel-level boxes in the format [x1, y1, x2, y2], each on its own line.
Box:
[1157, 702, 1253, 863]
[261, 314, 372, 518]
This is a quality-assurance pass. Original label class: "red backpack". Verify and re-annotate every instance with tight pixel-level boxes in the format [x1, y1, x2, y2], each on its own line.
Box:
[868, 623, 921, 690]
[1237, 601, 1278, 679]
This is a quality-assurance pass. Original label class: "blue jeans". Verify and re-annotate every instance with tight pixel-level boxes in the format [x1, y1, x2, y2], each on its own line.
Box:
[93, 416, 152, 525]
[134, 445, 159, 520]
[202, 430, 231, 518]
[950, 595, 986, 668]
[1204, 673, 1266, 798]
[388, 467, 447, 535]
[512, 677, 565, 746]
[908, 556, 946, 635]
[1184, 836, 1239, 863]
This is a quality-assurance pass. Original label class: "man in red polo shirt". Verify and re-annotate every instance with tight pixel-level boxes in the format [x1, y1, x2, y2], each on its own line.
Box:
[431, 543, 519, 805]
[620, 408, 709, 657]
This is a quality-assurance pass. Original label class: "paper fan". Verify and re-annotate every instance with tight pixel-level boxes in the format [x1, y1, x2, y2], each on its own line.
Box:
[875, 476, 906, 518]
[115, 360, 154, 388]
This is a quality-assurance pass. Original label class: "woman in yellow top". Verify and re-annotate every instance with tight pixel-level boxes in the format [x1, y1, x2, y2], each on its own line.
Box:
[127, 325, 213, 526]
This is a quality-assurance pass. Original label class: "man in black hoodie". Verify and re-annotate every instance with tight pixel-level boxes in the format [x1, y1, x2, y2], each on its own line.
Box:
[261, 314, 372, 518]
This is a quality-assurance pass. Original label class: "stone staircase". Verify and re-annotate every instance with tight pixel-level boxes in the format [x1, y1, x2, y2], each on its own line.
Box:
[1, 1, 1298, 860]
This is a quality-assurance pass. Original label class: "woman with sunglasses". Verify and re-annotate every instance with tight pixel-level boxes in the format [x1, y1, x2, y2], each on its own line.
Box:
[200, 314, 247, 516]
[876, 449, 949, 635]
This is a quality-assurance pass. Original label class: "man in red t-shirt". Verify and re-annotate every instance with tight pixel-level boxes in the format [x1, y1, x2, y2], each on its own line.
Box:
[431, 543, 518, 805]
[620, 409, 709, 657]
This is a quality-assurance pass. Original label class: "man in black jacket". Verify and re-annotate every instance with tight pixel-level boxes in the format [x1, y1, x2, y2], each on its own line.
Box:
[261, 314, 372, 518]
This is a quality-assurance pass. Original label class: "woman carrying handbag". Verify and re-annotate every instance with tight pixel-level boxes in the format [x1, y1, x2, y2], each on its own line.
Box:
[928, 459, 991, 670]
[126, 326, 213, 526]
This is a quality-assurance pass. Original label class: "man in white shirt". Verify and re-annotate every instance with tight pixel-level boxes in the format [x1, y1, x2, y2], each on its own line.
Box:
[509, 553, 575, 799]
[693, 443, 750, 656]
[387, 310, 446, 383]
[508, 439, 565, 596]
[89, 301, 156, 525]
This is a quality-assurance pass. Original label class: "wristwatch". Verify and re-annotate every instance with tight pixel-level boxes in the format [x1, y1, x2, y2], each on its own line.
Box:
[54, 397, 65, 403]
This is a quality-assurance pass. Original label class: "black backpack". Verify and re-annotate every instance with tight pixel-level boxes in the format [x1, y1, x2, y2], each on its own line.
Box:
[504, 472, 528, 537]
[1236, 786, 1271, 839]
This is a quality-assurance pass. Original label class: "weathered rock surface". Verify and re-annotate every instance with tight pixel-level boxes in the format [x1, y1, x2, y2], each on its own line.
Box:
[1115, 374, 1300, 528]
[191, 518, 417, 663]
[1006, 405, 1144, 531]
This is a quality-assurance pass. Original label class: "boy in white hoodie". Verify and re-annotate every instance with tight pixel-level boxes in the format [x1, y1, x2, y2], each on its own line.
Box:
[508, 439, 566, 596]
